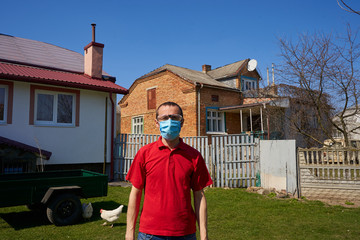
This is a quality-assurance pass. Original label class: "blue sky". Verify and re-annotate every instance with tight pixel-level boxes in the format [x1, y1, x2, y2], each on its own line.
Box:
[2, 0, 360, 101]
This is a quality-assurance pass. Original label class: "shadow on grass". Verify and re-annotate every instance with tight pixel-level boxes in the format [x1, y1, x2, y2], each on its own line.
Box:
[0, 209, 50, 230]
[90, 200, 127, 227]
[0, 201, 128, 230]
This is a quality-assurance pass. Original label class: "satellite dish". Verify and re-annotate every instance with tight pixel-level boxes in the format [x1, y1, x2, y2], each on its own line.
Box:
[247, 59, 257, 71]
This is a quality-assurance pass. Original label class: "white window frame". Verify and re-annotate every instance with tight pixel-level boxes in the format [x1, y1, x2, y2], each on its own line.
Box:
[206, 109, 226, 134]
[132, 116, 144, 134]
[242, 77, 257, 91]
[0, 85, 8, 124]
[34, 89, 76, 127]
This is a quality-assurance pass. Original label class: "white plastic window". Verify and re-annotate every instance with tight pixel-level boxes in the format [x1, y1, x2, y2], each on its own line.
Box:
[132, 116, 144, 134]
[207, 109, 225, 133]
[0, 85, 8, 124]
[35, 90, 75, 126]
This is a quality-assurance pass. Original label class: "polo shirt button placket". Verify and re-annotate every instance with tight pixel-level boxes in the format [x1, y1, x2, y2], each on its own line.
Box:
[169, 150, 175, 171]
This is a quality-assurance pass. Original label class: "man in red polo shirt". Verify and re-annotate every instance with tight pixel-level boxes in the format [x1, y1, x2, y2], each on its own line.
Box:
[125, 102, 213, 240]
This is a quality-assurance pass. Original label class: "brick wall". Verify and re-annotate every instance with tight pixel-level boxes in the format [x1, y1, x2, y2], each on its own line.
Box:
[199, 87, 242, 136]
[119, 71, 197, 136]
[120, 70, 259, 137]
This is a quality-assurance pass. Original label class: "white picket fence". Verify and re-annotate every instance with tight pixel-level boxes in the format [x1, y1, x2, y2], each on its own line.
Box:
[212, 134, 258, 188]
[114, 133, 258, 188]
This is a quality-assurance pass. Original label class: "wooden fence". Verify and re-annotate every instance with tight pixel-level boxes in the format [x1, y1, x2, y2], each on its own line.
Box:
[298, 147, 360, 201]
[114, 134, 258, 188]
[212, 134, 258, 188]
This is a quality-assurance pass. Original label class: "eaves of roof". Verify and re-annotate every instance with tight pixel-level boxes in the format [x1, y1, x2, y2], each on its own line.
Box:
[219, 102, 270, 111]
[0, 62, 128, 94]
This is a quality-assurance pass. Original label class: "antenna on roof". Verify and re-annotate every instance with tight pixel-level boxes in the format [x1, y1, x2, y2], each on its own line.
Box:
[91, 23, 96, 42]
[272, 63, 275, 85]
[247, 59, 257, 71]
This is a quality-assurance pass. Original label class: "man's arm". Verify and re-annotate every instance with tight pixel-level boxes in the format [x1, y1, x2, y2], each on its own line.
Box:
[125, 186, 142, 240]
[194, 189, 209, 240]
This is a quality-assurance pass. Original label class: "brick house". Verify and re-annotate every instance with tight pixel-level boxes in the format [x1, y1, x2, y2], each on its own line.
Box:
[118, 59, 278, 138]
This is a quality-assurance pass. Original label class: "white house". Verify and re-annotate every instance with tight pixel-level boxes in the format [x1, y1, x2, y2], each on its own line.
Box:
[0, 25, 127, 179]
[328, 105, 360, 147]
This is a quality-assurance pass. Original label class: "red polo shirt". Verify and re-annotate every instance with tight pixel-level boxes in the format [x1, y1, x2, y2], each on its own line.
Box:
[126, 137, 213, 236]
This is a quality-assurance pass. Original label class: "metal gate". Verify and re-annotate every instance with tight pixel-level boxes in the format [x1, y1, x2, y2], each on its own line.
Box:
[212, 134, 258, 188]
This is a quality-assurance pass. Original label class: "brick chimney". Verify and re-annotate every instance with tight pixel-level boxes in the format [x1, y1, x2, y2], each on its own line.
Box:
[202, 64, 211, 73]
[84, 23, 104, 79]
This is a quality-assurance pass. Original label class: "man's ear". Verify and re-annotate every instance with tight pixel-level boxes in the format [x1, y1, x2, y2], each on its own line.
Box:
[155, 119, 160, 128]
[181, 119, 184, 127]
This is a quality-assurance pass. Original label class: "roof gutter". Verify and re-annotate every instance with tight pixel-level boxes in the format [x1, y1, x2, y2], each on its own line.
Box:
[194, 82, 203, 136]
[0, 74, 128, 94]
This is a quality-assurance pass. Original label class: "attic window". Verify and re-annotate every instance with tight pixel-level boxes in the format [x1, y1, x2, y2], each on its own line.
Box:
[241, 77, 257, 91]
[147, 88, 156, 110]
[211, 95, 219, 102]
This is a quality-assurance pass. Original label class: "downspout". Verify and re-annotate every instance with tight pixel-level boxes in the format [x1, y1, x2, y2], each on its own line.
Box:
[109, 92, 115, 180]
[103, 97, 108, 174]
[263, 103, 270, 139]
[194, 82, 203, 136]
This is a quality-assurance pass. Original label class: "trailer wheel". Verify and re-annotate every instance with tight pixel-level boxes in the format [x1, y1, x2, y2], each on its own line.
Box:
[46, 193, 81, 226]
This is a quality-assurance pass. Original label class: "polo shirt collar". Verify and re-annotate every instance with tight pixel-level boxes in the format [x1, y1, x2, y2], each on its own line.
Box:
[157, 136, 186, 150]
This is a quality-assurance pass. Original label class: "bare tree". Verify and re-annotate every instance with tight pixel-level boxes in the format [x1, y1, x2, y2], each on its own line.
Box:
[337, 0, 360, 15]
[277, 25, 360, 147]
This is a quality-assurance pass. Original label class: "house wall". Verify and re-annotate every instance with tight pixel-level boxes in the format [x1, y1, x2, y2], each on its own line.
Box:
[1, 81, 114, 167]
[199, 87, 242, 136]
[120, 71, 198, 136]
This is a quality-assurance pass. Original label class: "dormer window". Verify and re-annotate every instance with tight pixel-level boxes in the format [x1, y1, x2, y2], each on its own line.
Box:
[241, 76, 257, 91]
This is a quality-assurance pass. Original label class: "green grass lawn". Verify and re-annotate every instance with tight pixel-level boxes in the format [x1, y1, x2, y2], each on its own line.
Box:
[1, 186, 360, 240]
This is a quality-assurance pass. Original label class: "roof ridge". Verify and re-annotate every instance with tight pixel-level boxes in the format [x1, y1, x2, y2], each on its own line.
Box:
[209, 59, 247, 72]
[0, 33, 14, 37]
[1, 34, 83, 56]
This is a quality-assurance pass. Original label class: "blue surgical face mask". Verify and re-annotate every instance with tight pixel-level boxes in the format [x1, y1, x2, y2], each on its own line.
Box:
[159, 119, 181, 141]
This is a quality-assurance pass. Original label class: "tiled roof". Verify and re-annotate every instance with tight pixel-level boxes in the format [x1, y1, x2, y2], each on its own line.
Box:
[0, 136, 52, 160]
[138, 64, 239, 89]
[0, 34, 84, 73]
[0, 62, 128, 94]
[207, 60, 247, 80]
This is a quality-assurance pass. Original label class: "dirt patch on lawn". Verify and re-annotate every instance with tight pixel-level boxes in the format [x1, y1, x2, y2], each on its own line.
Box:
[306, 197, 360, 208]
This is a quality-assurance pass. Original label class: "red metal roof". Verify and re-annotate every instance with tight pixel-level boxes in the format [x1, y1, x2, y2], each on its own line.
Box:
[0, 62, 128, 94]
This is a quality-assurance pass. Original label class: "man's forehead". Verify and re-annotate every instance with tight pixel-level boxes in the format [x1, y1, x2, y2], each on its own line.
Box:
[158, 105, 181, 114]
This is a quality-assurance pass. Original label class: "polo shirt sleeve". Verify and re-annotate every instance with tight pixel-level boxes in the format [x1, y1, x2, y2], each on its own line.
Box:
[126, 148, 146, 189]
[191, 154, 213, 191]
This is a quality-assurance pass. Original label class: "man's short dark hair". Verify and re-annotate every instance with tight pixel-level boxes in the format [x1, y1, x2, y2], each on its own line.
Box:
[156, 102, 183, 119]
